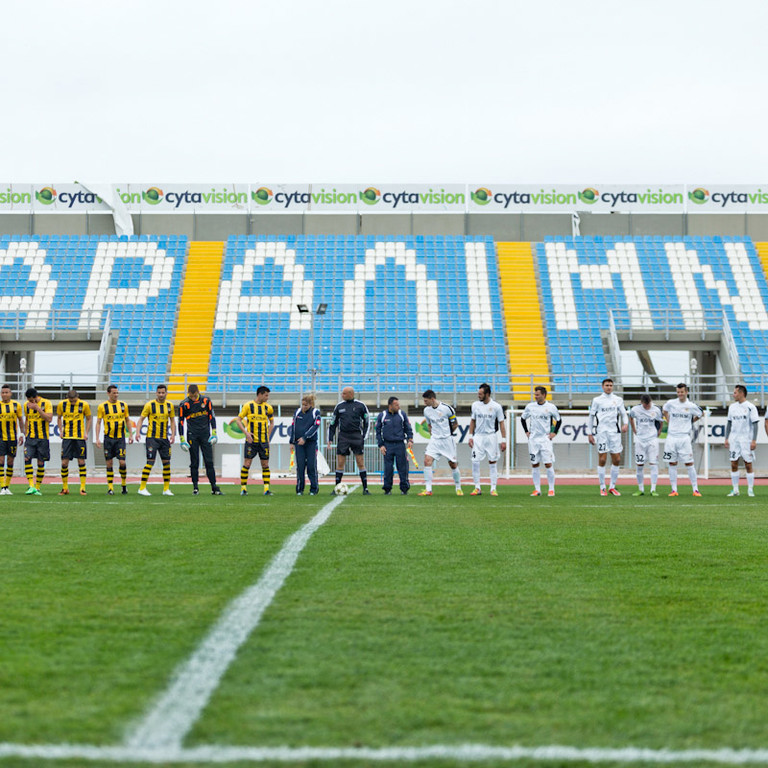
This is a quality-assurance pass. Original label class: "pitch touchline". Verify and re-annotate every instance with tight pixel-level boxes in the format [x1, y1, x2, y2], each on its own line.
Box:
[3, 743, 768, 764]
[125, 488, 355, 751]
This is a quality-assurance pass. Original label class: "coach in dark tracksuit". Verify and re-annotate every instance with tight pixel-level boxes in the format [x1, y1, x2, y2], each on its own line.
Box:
[289, 394, 321, 495]
[376, 396, 414, 495]
[178, 384, 222, 495]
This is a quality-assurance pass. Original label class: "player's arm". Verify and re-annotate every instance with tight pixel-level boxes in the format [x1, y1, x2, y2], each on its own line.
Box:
[619, 401, 629, 433]
[403, 412, 414, 447]
[267, 405, 274, 442]
[361, 404, 370, 439]
[168, 406, 177, 443]
[520, 408, 529, 437]
[236, 404, 253, 442]
[328, 405, 339, 443]
[587, 399, 597, 445]
[177, 403, 186, 439]
[376, 412, 386, 454]
[303, 408, 321, 443]
[84, 405, 92, 443]
[16, 405, 24, 445]
[691, 404, 702, 424]
[654, 411, 662, 436]
[135, 403, 150, 442]
[56, 402, 63, 435]
[468, 407, 476, 447]
[447, 406, 456, 435]
[125, 406, 133, 443]
[724, 417, 732, 449]
[497, 406, 507, 450]
[207, 398, 218, 443]
[551, 407, 562, 440]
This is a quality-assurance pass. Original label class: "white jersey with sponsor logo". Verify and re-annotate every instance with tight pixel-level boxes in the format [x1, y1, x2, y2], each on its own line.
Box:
[471, 398, 505, 435]
[423, 402, 456, 440]
[663, 398, 703, 437]
[589, 392, 628, 435]
[727, 400, 760, 440]
[629, 404, 662, 441]
[521, 400, 561, 439]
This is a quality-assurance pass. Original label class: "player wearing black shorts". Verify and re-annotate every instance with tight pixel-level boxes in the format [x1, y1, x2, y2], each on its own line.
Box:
[236, 386, 274, 496]
[178, 383, 222, 496]
[0, 385, 24, 495]
[95, 385, 132, 495]
[57, 389, 92, 496]
[328, 386, 370, 494]
[23, 387, 53, 496]
[135, 384, 176, 497]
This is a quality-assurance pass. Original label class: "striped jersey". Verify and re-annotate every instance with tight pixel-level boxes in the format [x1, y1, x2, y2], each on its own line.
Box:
[238, 401, 274, 443]
[97, 400, 130, 439]
[25, 398, 52, 440]
[141, 400, 174, 440]
[57, 399, 91, 440]
[0, 399, 22, 442]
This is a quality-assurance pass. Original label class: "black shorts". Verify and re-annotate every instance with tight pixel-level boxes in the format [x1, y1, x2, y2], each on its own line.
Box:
[104, 436, 126, 461]
[337, 433, 364, 456]
[62, 439, 87, 461]
[0, 439, 17, 458]
[146, 437, 171, 462]
[24, 438, 50, 462]
[245, 441, 270, 461]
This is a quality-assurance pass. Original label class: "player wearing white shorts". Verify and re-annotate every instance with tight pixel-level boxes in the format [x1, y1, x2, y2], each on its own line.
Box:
[520, 386, 561, 497]
[662, 383, 703, 497]
[725, 384, 759, 497]
[419, 389, 463, 496]
[588, 378, 629, 496]
[468, 383, 506, 496]
[629, 395, 662, 496]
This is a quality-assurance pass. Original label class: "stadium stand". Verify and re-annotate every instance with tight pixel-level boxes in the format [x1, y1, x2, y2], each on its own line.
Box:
[538, 236, 768, 392]
[207, 235, 509, 393]
[0, 235, 187, 390]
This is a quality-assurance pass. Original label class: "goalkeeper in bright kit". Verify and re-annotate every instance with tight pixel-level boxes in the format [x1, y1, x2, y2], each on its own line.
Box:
[178, 384, 222, 496]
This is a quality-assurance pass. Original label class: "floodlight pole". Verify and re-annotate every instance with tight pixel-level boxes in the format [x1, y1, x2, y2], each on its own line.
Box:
[298, 303, 327, 395]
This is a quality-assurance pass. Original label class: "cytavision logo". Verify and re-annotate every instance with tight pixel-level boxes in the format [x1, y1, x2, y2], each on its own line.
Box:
[360, 187, 381, 205]
[143, 187, 164, 205]
[471, 187, 492, 205]
[579, 188, 599, 205]
[223, 421, 244, 440]
[689, 188, 710, 205]
[252, 187, 273, 205]
[706, 189, 768, 208]
[415, 421, 431, 439]
[0, 189, 32, 205]
[35, 187, 57, 205]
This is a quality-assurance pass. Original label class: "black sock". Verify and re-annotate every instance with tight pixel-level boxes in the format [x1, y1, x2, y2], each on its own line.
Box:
[360, 470, 368, 489]
[335, 471, 343, 485]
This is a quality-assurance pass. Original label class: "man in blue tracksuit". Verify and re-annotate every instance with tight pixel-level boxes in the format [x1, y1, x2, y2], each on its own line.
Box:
[289, 394, 322, 495]
[375, 396, 414, 495]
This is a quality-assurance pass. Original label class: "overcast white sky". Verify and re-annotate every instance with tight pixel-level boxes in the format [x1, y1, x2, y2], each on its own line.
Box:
[2, 0, 767, 183]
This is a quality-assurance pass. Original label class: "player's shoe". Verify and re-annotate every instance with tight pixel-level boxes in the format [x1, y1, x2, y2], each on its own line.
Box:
[121, 486, 128, 495]
[490, 489, 499, 497]
[650, 490, 659, 497]
[548, 489, 555, 497]
[107, 489, 114, 496]
[309, 491, 318, 496]
[79, 489, 87, 496]
[264, 490, 274, 496]
[470, 488, 482, 496]
[632, 490, 644, 496]
[362, 489, 371, 496]
[530, 490, 541, 497]
[1, 488, 11, 496]
[668, 491, 679, 497]
[599, 487, 608, 496]
[383, 490, 391, 495]
[748, 488, 755, 497]
[193, 488, 199, 496]
[727, 489, 740, 497]
[241, 488, 248, 496]
[58, 489, 69, 496]
[418, 490, 432, 496]
[32, 488, 42, 496]
[608, 487, 621, 497]
[212, 488, 223, 496]
[25, 486, 37, 495]
[692, 490, 702, 497]
[162, 489, 174, 497]
[138, 488, 151, 496]
[455, 488, 463, 496]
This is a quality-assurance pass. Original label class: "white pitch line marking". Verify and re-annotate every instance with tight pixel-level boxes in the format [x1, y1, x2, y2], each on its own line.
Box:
[3, 742, 768, 765]
[125, 489, 355, 751]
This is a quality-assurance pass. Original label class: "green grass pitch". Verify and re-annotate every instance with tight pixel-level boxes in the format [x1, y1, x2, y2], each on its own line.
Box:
[0, 483, 767, 768]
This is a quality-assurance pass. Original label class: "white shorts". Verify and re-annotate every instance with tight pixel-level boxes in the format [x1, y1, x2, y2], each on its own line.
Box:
[595, 432, 622, 456]
[634, 437, 659, 466]
[663, 434, 694, 464]
[471, 433, 500, 463]
[528, 436, 554, 465]
[728, 437, 755, 464]
[425, 436, 457, 464]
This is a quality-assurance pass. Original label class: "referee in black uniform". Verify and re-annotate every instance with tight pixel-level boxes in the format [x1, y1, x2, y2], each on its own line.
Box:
[328, 386, 370, 494]
[178, 384, 223, 495]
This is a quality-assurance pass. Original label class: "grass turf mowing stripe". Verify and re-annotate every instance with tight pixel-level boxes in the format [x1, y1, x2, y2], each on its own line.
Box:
[125, 489, 355, 751]
[4, 742, 768, 764]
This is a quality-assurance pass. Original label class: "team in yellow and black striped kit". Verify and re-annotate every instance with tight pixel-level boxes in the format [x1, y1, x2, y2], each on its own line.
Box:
[236, 386, 274, 496]
[57, 389, 92, 495]
[23, 387, 53, 495]
[95, 385, 132, 495]
[0, 385, 24, 495]
[135, 384, 176, 496]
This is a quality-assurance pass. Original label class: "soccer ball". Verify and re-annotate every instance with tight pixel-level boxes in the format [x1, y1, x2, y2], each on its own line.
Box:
[335, 482, 349, 495]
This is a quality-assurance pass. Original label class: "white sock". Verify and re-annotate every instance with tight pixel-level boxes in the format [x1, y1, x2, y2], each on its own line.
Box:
[546, 465, 555, 489]
[452, 468, 462, 489]
[610, 464, 619, 488]
[650, 465, 658, 491]
[532, 466, 541, 491]
[687, 464, 697, 491]
[425, 466, 433, 492]
[731, 471, 740, 491]
[747, 472, 755, 490]
[597, 465, 606, 488]
[472, 461, 481, 489]
[489, 463, 498, 491]
[636, 465, 644, 491]
[669, 464, 678, 491]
